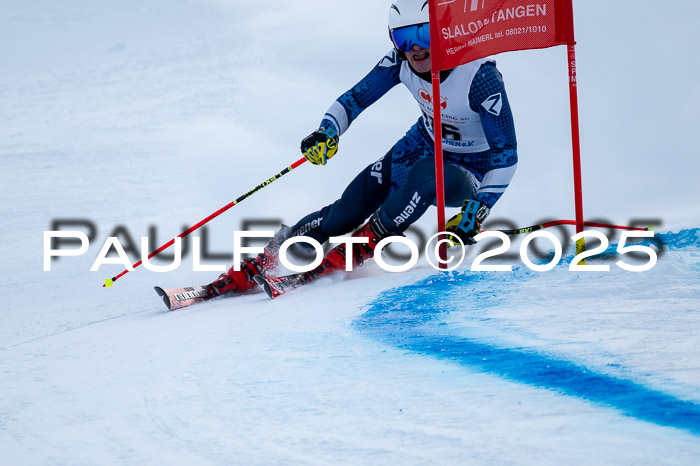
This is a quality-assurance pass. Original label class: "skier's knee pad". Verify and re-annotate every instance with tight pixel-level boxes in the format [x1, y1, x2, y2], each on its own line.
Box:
[443, 164, 476, 206]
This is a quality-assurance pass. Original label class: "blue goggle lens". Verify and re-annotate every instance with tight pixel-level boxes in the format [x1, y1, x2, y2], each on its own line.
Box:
[390, 23, 430, 52]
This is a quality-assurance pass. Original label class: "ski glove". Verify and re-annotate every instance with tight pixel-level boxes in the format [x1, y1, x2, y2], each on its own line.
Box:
[301, 127, 339, 165]
[446, 199, 490, 246]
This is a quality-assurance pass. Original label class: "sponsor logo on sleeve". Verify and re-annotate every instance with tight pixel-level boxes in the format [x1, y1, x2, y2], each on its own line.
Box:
[481, 92, 503, 116]
[378, 50, 398, 68]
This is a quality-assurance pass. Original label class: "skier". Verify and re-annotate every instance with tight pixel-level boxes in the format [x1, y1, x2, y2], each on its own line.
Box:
[207, 0, 517, 296]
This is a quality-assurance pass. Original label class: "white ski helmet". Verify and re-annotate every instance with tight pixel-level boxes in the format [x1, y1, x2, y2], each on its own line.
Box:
[388, 0, 429, 32]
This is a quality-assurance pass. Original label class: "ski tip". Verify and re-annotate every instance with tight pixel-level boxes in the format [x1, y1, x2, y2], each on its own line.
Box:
[154, 286, 172, 310]
[253, 275, 274, 299]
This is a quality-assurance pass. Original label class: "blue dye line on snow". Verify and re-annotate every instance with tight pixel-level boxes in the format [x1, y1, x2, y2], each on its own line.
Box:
[657, 228, 700, 250]
[355, 229, 700, 435]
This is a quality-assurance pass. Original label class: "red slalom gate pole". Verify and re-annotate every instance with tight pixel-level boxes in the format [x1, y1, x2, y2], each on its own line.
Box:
[429, 0, 447, 270]
[103, 157, 308, 288]
[567, 44, 585, 256]
[431, 71, 447, 269]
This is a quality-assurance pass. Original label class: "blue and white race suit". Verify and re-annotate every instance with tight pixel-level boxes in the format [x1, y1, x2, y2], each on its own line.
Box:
[291, 49, 517, 241]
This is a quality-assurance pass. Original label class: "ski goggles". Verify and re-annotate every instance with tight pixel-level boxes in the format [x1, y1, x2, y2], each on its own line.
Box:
[390, 23, 430, 52]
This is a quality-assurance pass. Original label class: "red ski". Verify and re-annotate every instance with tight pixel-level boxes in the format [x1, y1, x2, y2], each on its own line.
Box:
[252, 259, 342, 299]
[154, 285, 214, 311]
[253, 274, 307, 299]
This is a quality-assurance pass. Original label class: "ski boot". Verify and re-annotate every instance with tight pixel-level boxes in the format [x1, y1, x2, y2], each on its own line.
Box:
[206, 225, 291, 296]
[304, 213, 397, 282]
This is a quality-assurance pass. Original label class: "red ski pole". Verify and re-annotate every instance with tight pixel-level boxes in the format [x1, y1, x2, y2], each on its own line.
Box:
[103, 157, 308, 288]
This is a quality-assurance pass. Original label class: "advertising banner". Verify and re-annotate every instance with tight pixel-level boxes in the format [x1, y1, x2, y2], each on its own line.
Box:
[432, 0, 574, 69]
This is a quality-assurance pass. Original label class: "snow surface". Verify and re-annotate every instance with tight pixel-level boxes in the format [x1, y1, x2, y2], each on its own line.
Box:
[2, 0, 700, 464]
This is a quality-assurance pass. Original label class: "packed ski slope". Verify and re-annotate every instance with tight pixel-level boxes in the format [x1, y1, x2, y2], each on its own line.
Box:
[2, 1, 700, 464]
